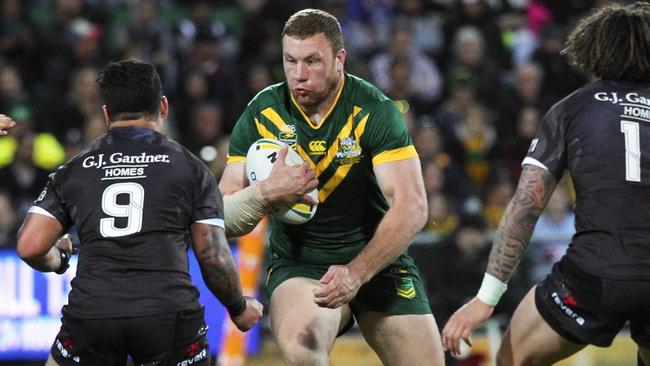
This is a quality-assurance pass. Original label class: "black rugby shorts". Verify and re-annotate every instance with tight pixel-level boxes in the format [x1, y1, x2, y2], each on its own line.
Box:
[536, 256, 650, 347]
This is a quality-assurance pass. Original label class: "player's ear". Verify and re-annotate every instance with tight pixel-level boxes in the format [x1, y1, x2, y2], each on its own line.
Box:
[102, 105, 111, 127]
[335, 48, 346, 72]
[159, 96, 169, 120]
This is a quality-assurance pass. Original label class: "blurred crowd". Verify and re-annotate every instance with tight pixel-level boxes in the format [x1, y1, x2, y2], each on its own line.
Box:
[0, 0, 603, 340]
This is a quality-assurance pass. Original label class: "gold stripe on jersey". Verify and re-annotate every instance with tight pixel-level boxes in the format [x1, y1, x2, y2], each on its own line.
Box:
[372, 145, 418, 165]
[354, 111, 369, 140]
[320, 163, 353, 202]
[316, 106, 362, 177]
[260, 108, 315, 169]
[255, 117, 276, 140]
[290, 77, 346, 130]
[318, 111, 369, 202]
[226, 155, 246, 163]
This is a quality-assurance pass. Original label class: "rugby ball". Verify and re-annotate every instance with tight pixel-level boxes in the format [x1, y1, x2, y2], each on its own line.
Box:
[245, 139, 318, 224]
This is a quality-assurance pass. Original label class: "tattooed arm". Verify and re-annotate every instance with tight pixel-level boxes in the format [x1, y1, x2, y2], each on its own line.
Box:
[441, 165, 557, 356]
[487, 165, 557, 282]
[190, 223, 263, 331]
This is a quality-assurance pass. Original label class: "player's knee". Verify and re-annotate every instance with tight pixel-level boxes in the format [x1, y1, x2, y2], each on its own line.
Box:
[277, 327, 332, 366]
[282, 342, 328, 366]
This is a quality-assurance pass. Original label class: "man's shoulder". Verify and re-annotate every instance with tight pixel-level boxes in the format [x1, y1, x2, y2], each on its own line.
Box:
[344, 73, 394, 110]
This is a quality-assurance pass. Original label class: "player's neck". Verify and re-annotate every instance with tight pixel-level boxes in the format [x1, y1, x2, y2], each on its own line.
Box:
[109, 118, 162, 131]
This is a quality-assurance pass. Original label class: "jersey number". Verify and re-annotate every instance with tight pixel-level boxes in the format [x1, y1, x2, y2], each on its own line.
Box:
[100, 182, 144, 237]
[621, 120, 641, 182]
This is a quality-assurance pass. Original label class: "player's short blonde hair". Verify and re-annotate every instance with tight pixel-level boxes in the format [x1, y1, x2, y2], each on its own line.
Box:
[282, 9, 344, 53]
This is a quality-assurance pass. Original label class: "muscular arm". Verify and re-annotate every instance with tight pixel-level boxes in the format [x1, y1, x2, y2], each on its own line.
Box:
[17, 213, 66, 272]
[348, 157, 428, 282]
[486, 165, 558, 283]
[190, 223, 244, 307]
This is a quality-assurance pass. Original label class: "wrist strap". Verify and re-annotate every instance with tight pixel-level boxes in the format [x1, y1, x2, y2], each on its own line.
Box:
[54, 249, 70, 275]
[226, 297, 247, 318]
[476, 273, 507, 306]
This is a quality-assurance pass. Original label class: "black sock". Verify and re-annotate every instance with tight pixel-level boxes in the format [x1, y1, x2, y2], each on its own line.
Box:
[639, 352, 647, 366]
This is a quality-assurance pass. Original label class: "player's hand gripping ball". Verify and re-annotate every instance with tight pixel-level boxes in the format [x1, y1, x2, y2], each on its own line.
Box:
[245, 139, 318, 224]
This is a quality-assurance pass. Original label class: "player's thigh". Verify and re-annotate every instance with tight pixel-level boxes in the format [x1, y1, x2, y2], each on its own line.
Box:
[357, 311, 444, 366]
[270, 277, 352, 353]
[498, 287, 585, 366]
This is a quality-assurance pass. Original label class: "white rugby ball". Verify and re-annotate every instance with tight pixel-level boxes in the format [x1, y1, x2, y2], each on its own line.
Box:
[245, 138, 318, 224]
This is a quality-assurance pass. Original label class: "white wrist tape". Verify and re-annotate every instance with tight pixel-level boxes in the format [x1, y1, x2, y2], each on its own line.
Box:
[476, 273, 508, 306]
[223, 185, 269, 237]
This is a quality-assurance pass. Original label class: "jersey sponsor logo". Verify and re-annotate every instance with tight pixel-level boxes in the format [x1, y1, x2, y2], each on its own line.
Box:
[102, 167, 146, 180]
[594, 92, 650, 108]
[334, 137, 362, 164]
[551, 291, 585, 326]
[623, 106, 650, 121]
[55, 338, 80, 362]
[279, 131, 297, 147]
[177, 348, 207, 366]
[395, 278, 416, 299]
[308, 140, 327, 155]
[82, 153, 170, 169]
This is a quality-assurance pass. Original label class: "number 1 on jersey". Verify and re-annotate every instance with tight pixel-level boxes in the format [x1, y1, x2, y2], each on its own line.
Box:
[621, 120, 641, 182]
[100, 182, 145, 237]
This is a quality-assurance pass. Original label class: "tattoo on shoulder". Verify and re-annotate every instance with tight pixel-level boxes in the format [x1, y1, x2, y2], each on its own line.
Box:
[487, 166, 557, 282]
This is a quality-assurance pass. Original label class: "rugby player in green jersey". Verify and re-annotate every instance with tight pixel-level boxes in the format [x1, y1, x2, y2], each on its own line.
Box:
[219, 9, 444, 366]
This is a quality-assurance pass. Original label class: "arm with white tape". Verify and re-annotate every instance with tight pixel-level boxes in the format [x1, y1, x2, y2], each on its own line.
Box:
[441, 165, 558, 357]
[220, 147, 318, 238]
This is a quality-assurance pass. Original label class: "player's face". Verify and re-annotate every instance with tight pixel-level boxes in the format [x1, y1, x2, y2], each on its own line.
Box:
[282, 33, 344, 109]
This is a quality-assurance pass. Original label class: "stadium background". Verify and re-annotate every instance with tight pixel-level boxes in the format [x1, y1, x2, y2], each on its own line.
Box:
[0, 0, 639, 365]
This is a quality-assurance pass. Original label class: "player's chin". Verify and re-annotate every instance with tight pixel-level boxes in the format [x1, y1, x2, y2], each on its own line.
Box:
[292, 92, 316, 105]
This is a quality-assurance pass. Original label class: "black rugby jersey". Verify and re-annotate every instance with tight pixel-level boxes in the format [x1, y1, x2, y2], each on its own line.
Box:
[32, 126, 223, 318]
[525, 80, 650, 280]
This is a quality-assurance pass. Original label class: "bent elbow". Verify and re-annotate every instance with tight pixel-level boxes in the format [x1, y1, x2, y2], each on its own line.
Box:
[16, 240, 38, 262]
[17, 236, 41, 262]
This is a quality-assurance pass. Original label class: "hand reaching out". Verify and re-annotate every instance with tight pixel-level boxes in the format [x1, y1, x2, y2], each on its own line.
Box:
[441, 297, 495, 357]
[231, 296, 264, 331]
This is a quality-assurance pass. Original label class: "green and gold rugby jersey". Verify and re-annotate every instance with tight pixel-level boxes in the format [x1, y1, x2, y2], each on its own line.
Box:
[228, 73, 418, 265]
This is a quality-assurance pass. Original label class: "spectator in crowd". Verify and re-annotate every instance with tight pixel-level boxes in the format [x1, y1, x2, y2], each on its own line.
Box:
[0, 128, 50, 216]
[370, 21, 443, 106]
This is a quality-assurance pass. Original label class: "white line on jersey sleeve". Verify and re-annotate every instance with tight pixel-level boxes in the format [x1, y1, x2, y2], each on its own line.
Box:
[521, 157, 549, 171]
[195, 218, 225, 229]
[28, 206, 56, 219]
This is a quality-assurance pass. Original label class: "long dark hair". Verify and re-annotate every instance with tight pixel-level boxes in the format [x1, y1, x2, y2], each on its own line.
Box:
[563, 2, 650, 82]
